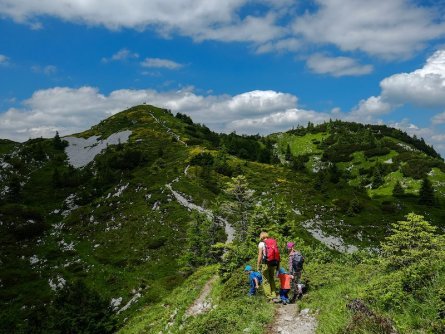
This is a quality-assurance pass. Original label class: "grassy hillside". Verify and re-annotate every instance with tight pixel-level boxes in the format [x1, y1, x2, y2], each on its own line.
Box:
[1, 105, 444, 332]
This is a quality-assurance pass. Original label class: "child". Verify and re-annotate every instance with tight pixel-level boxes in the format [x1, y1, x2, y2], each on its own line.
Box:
[244, 265, 262, 296]
[287, 241, 304, 302]
[277, 267, 294, 304]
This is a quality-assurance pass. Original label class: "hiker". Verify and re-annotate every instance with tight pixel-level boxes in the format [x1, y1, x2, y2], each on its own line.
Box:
[257, 232, 280, 301]
[277, 267, 293, 305]
[287, 241, 304, 302]
[244, 265, 262, 296]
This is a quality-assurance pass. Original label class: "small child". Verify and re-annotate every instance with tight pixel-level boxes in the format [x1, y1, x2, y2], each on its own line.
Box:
[277, 267, 294, 304]
[244, 265, 262, 296]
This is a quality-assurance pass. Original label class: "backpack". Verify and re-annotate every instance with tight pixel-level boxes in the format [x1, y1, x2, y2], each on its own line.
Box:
[264, 238, 280, 265]
[291, 251, 304, 272]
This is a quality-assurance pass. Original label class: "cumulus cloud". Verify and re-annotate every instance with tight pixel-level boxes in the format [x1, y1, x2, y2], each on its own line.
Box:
[349, 96, 394, 122]
[380, 50, 445, 107]
[0, 54, 10, 65]
[0, 0, 283, 44]
[230, 109, 330, 134]
[0, 86, 314, 141]
[1, 0, 444, 59]
[292, 0, 445, 59]
[140, 58, 183, 69]
[101, 48, 139, 63]
[350, 49, 445, 123]
[1, 85, 443, 156]
[306, 54, 373, 77]
[345, 49, 445, 156]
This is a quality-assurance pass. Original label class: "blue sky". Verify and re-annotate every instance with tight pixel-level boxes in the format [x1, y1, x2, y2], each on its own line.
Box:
[0, 0, 445, 155]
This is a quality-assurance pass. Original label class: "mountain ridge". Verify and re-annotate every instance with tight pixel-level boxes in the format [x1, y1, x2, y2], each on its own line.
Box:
[1, 104, 444, 333]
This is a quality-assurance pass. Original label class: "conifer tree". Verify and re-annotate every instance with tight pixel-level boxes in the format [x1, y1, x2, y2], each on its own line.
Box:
[419, 177, 435, 206]
[285, 144, 292, 161]
[224, 175, 254, 242]
[392, 180, 404, 197]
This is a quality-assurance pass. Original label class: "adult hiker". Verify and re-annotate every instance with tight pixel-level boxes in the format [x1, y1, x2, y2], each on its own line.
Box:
[287, 241, 304, 303]
[257, 232, 280, 301]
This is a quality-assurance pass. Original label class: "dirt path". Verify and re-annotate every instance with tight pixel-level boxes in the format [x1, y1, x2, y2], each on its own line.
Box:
[185, 275, 218, 317]
[267, 303, 317, 334]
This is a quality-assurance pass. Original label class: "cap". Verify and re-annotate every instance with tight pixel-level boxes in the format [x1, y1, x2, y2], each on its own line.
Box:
[286, 242, 295, 249]
[244, 265, 252, 271]
[278, 267, 287, 274]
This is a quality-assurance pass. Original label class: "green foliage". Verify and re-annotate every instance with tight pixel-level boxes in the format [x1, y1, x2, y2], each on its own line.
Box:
[418, 177, 435, 206]
[53, 131, 68, 150]
[392, 180, 404, 197]
[381, 213, 441, 271]
[189, 152, 214, 166]
[48, 280, 116, 333]
[180, 213, 225, 271]
[223, 175, 255, 242]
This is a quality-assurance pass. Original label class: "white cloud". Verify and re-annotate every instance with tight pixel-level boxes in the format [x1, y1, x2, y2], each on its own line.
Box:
[0, 86, 310, 141]
[31, 65, 57, 75]
[140, 58, 183, 69]
[306, 54, 373, 77]
[0, 54, 10, 65]
[292, 0, 445, 59]
[350, 49, 445, 122]
[230, 108, 330, 134]
[1, 0, 444, 59]
[256, 38, 301, 54]
[102, 48, 139, 63]
[349, 96, 393, 121]
[1, 85, 443, 156]
[0, 0, 283, 44]
[380, 50, 445, 108]
[432, 111, 445, 125]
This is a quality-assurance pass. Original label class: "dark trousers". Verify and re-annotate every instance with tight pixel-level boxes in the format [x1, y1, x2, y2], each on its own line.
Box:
[290, 270, 302, 302]
[279, 288, 290, 302]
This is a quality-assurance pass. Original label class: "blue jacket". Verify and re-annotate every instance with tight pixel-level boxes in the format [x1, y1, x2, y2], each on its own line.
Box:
[248, 271, 263, 295]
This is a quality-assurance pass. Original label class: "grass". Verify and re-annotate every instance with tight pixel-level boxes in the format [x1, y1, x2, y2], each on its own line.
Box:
[1, 106, 444, 332]
[120, 265, 275, 334]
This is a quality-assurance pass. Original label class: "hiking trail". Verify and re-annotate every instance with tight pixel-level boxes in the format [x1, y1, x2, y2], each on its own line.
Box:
[268, 303, 317, 334]
[185, 275, 218, 317]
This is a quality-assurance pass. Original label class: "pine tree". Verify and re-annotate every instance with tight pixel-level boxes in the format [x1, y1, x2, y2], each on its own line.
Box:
[53, 131, 67, 149]
[285, 144, 292, 161]
[224, 175, 254, 242]
[392, 181, 404, 197]
[419, 177, 435, 206]
[372, 165, 384, 189]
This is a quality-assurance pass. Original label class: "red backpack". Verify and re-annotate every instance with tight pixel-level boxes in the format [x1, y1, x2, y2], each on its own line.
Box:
[264, 238, 280, 265]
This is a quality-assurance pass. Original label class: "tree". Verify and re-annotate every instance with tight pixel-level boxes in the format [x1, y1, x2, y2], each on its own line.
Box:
[371, 165, 384, 189]
[53, 131, 68, 150]
[224, 175, 254, 242]
[392, 181, 404, 197]
[48, 280, 116, 333]
[328, 163, 341, 183]
[285, 144, 292, 161]
[381, 213, 442, 271]
[418, 177, 435, 206]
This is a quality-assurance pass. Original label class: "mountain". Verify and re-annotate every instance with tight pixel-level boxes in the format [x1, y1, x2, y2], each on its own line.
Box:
[1, 104, 444, 333]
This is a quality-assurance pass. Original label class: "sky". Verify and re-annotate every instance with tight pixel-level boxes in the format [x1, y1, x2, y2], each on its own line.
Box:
[0, 0, 445, 156]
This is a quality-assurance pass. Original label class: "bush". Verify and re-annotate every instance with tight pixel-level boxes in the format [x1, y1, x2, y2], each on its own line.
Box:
[48, 280, 116, 333]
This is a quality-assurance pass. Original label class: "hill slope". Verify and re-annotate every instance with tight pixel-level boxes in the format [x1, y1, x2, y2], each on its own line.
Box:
[0, 105, 444, 332]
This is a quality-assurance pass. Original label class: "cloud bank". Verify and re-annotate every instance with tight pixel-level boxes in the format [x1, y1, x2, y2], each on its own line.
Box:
[1, 0, 444, 64]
